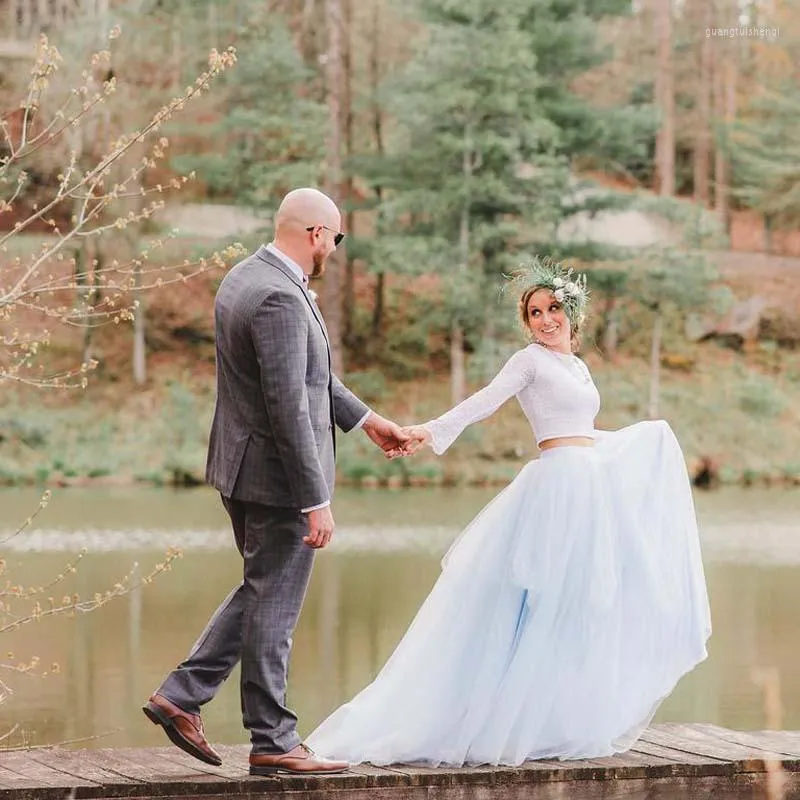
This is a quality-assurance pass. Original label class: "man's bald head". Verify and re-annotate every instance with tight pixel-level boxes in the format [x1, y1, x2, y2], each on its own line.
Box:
[271, 188, 343, 279]
[275, 188, 340, 235]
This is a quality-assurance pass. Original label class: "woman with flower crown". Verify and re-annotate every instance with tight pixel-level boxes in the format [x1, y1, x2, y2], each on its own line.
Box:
[307, 258, 711, 767]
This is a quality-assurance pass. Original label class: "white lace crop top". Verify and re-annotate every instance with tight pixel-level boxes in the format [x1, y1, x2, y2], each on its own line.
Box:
[423, 343, 601, 454]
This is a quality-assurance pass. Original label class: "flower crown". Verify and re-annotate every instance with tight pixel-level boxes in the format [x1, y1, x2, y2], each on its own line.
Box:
[505, 256, 590, 326]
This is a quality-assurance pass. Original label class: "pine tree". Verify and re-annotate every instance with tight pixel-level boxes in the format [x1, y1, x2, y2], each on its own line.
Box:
[727, 84, 800, 236]
[360, 0, 650, 401]
[168, 2, 327, 206]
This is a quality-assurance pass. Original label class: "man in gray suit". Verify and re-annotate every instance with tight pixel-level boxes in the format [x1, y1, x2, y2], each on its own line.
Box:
[143, 188, 409, 776]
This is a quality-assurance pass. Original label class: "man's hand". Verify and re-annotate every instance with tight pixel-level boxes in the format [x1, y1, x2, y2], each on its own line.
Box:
[362, 412, 411, 458]
[305, 506, 335, 549]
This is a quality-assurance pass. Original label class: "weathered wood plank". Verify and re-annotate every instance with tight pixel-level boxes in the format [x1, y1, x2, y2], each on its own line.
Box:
[71, 772, 799, 800]
[0, 763, 50, 792]
[349, 763, 407, 781]
[584, 748, 688, 780]
[73, 748, 171, 783]
[630, 738, 734, 772]
[0, 725, 799, 799]
[155, 746, 250, 781]
[25, 748, 138, 788]
[108, 747, 226, 780]
[83, 748, 251, 798]
[695, 724, 800, 761]
[653, 723, 792, 769]
[0, 750, 100, 789]
[641, 726, 766, 768]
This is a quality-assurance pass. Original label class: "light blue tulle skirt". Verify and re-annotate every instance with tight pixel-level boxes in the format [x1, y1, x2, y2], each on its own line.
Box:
[308, 420, 712, 766]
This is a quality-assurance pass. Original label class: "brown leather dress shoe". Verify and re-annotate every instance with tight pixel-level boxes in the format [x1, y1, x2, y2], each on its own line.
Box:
[142, 693, 222, 766]
[249, 743, 349, 776]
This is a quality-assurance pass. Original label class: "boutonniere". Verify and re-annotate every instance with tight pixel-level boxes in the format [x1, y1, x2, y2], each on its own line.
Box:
[308, 288, 318, 303]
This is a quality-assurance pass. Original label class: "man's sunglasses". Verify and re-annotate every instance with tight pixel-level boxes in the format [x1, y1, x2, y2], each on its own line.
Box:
[306, 225, 345, 247]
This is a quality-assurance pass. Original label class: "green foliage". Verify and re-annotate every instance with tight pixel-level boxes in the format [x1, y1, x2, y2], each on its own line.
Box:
[614, 196, 728, 323]
[0, 416, 49, 449]
[161, 381, 208, 482]
[361, 0, 568, 334]
[343, 370, 388, 404]
[588, 267, 629, 297]
[0, 456, 29, 486]
[628, 248, 715, 314]
[738, 375, 788, 419]
[351, 0, 656, 364]
[169, 3, 326, 205]
[725, 83, 800, 227]
[519, 0, 654, 168]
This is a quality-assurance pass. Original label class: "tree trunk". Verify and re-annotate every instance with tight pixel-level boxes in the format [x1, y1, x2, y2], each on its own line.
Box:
[81, 243, 101, 365]
[8, 0, 16, 38]
[764, 214, 774, 254]
[171, 8, 182, 91]
[342, 0, 355, 348]
[648, 308, 663, 419]
[372, 272, 385, 340]
[206, 0, 217, 51]
[132, 263, 146, 385]
[714, 53, 737, 230]
[450, 323, 466, 407]
[370, 1, 386, 340]
[601, 295, 620, 361]
[299, 0, 318, 61]
[694, 0, 712, 205]
[654, 0, 675, 196]
[73, 238, 93, 360]
[451, 126, 473, 406]
[323, 0, 344, 375]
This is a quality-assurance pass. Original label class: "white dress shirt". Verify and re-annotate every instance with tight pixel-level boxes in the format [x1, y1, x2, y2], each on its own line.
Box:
[265, 243, 371, 513]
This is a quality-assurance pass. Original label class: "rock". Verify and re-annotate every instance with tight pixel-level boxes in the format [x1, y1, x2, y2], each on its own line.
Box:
[691, 456, 720, 489]
[687, 296, 769, 344]
[168, 467, 204, 487]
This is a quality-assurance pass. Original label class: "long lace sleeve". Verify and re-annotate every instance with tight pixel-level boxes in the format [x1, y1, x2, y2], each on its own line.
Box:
[422, 348, 537, 455]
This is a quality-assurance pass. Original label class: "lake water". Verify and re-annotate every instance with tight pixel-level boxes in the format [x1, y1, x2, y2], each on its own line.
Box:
[0, 485, 798, 749]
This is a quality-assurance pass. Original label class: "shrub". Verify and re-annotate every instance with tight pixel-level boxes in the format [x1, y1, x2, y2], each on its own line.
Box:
[738, 376, 787, 418]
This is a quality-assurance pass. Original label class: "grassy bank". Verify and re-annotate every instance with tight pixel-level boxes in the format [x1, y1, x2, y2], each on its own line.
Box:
[2, 340, 799, 490]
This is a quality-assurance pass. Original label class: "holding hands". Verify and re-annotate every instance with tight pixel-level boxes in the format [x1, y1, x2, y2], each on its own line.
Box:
[361, 412, 431, 459]
[386, 425, 431, 459]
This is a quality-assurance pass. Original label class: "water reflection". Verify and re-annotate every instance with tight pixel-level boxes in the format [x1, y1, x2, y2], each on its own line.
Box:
[0, 486, 798, 748]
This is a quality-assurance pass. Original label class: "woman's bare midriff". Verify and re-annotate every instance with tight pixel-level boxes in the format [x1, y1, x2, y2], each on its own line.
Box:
[538, 436, 594, 451]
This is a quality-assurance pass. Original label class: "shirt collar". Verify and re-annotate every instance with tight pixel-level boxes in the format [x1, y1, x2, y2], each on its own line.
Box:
[265, 242, 309, 285]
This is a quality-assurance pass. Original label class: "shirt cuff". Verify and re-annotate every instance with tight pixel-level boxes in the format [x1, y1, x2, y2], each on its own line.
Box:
[352, 409, 372, 431]
[301, 500, 331, 514]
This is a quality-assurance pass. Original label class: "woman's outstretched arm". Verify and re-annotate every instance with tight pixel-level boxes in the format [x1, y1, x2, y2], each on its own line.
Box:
[402, 348, 538, 456]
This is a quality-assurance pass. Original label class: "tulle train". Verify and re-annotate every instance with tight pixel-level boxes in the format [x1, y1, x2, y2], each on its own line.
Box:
[307, 421, 712, 766]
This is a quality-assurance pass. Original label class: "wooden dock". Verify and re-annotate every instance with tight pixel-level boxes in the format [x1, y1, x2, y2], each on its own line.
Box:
[1, 724, 799, 799]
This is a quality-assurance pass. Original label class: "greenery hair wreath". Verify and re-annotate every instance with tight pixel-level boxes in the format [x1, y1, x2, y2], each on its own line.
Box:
[504, 256, 590, 327]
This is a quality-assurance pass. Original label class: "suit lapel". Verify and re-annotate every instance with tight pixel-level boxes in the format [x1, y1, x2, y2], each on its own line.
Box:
[305, 293, 331, 347]
[256, 246, 331, 352]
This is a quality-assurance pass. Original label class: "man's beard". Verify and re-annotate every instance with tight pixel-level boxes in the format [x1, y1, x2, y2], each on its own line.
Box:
[311, 250, 327, 279]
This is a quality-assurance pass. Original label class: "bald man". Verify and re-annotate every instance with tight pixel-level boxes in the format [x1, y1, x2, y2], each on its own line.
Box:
[144, 188, 409, 776]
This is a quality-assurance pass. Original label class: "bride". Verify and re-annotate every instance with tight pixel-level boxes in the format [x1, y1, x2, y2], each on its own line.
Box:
[307, 258, 712, 767]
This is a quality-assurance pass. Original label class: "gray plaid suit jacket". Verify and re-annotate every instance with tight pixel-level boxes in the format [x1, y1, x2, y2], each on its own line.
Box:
[205, 246, 369, 509]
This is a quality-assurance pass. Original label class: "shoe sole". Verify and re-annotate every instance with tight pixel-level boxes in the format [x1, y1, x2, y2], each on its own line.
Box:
[249, 764, 349, 777]
[142, 702, 222, 766]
